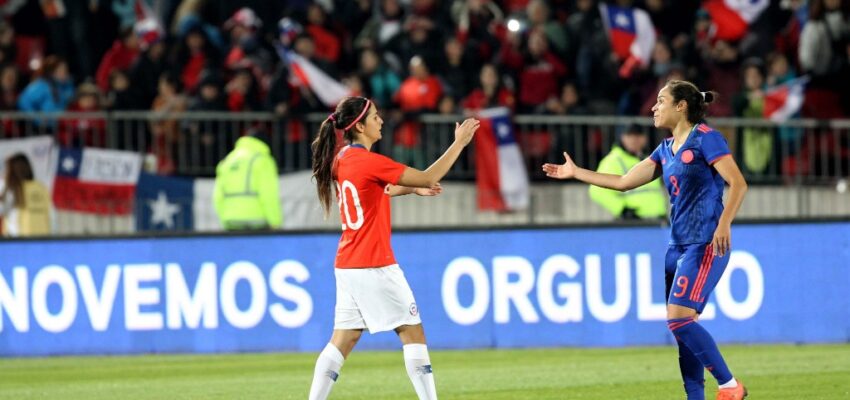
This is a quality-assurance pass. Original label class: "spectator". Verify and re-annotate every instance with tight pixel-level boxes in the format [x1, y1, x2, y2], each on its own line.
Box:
[438, 37, 475, 101]
[18, 56, 74, 115]
[150, 73, 187, 175]
[0, 63, 20, 110]
[289, 34, 336, 113]
[588, 125, 667, 220]
[450, 0, 504, 62]
[0, 23, 16, 67]
[225, 68, 261, 112]
[394, 55, 442, 168]
[354, 0, 405, 51]
[462, 63, 515, 111]
[171, 25, 220, 95]
[305, 3, 341, 64]
[565, 0, 619, 113]
[764, 52, 804, 161]
[106, 69, 141, 152]
[189, 71, 227, 171]
[106, 69, 139, 111]
[129, 23, 167, 109]
[765, 51, 797, 86]
[388, 15, 444, 72]
[438, 95, 457, 115]
[733, 59, 773, 175]
[516, 29, 567, 113]
[798, 0, 849, 118]
[223, 7, 272, 84]
[95, 27, 140, 92]
[545, 81, 589, 115]
[191, 72, 227, 112]
[60, 82, 106, 148]
[526, 0, 568, 55]
[702, 40, 740, 117]
[0, 153, 51, 237]
[0, 63, 21, 136]
[358, 48, 401, 109]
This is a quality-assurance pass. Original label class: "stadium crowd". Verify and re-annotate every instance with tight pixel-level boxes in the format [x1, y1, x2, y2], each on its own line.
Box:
[0, 0, 848, 175]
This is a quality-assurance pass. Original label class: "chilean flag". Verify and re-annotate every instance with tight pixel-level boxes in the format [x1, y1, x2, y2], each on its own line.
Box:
[599, 3, 656, 66]
[474, 107, 529, 211]
[52, 148, 142, 215]
[276, 45, 351, 107]
[703, 0, 769, 42]
[764, 76, 808, 122]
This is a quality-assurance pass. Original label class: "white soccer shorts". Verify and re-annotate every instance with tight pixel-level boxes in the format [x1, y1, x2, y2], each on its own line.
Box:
[333, 264, 422, 333]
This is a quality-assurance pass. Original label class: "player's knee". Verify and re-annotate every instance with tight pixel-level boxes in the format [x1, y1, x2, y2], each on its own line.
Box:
[666, 304, 698, 321]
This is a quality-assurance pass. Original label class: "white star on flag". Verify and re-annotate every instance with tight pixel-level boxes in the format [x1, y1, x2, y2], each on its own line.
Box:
[496, 123, 511, 139]
[61, 156, 76, 172]
[615, 12, 630, 29]
[148, 191, 181, 229]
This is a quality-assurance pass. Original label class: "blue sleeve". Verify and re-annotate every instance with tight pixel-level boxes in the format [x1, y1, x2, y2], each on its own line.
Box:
[17, 81, 46, 111]
[701, 131, 731, 164]
[649, 142, 663, 164]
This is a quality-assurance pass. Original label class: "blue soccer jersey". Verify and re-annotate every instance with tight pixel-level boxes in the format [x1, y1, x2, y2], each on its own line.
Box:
[650, 123, 731, 244]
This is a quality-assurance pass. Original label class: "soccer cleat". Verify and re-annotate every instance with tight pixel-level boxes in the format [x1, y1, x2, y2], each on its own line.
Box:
[715, 381, 747, 400]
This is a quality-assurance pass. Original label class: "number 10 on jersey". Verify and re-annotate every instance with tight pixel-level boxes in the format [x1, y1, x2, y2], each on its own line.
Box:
[337, 180, 364, 230]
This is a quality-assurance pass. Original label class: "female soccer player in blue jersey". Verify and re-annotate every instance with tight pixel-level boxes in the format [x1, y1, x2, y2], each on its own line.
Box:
[543, 80, 748, 400]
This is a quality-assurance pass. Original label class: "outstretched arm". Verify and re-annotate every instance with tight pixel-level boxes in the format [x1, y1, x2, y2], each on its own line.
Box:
[396, 118, 480, 188]
[711, 156, 748, 257]
[385, 183, 443, 197]
[543, 152, 661, 191]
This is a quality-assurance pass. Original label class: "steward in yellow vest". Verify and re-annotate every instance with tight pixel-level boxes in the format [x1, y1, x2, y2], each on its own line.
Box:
[213, 133, 282, 230]
[589, 127, 667, 220]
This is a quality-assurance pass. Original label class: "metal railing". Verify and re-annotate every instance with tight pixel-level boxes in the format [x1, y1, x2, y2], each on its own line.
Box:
[2, 111, 848, 183]
[2, 111, 849, 236]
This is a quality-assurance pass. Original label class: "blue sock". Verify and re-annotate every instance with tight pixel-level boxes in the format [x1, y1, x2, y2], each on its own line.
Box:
[668, 318, 733, 385]
[678, 338, 705, 400]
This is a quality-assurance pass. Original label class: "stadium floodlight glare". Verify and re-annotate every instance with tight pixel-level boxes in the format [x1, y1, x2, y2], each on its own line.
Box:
[507, 18, 521, 33]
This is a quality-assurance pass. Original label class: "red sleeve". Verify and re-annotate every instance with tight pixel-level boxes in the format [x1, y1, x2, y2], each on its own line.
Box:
[365, 153, 406, 185]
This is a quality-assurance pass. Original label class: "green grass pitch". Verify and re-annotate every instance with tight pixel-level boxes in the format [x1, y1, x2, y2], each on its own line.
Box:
[1, 344, 848, 399]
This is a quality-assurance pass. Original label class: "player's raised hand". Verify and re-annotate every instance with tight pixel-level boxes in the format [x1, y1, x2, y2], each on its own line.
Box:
[542, 152, 577, 180]
[414, 182, 443, 196]
[454, 118, 480, 146]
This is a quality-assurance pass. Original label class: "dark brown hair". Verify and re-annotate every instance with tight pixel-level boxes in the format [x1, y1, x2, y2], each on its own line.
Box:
[2, 153, 34, 207]
[666, 80, 717, 124]
[311, 96, 371, 216]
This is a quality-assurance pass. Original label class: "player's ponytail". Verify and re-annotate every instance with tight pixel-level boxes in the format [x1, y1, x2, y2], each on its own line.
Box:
[667, 80, 717, 124]
[311, 96, 371, 217]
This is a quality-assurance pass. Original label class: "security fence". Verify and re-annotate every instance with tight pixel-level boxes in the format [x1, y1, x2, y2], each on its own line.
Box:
[2, 111, 848, 183]
[1, 111, 849, 235]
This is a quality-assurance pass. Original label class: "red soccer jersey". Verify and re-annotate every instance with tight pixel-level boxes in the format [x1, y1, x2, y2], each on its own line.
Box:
[332, 145, 406, 268]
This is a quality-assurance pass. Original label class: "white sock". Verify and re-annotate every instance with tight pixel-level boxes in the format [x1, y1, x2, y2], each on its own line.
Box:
[309, 343, 345, 400]
[719, 377, 738, 389]
[403, 344, 438, 400]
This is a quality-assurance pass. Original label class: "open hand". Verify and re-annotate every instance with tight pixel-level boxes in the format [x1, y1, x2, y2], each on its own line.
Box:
[542, 152, 577, 180]
[454, 118, 480, 146]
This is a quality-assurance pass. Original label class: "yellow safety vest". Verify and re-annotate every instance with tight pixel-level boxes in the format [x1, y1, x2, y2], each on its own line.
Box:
[213, 136, 281, 230]
[589, 146, 667, 219]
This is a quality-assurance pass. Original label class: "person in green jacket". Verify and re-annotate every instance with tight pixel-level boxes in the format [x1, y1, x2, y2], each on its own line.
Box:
[589, 124, 667, 220]
[213, 130, 282, 230]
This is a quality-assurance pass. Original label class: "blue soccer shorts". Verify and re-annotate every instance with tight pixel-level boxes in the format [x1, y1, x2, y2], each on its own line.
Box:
[664, 242, 731, 313]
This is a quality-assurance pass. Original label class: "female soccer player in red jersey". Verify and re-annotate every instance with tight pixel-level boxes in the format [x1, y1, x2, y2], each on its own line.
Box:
[308, 96, 480, 400]
[543, 80, 748, 400]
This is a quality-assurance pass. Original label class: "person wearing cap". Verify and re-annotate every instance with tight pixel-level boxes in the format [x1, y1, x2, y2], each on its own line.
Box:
[213, 130, 281, 230]
[589, 124, 667, 220]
